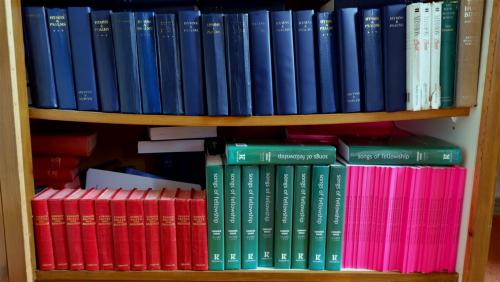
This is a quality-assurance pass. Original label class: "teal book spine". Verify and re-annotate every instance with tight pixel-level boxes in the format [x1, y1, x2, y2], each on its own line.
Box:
[224, 165, 241, 269]
[274, 165, 294, 269]
[326, 163, 347, 270]
[291, 165, 311, 269]
[308, 165, 330, 270]
[205, 156, 224, 270]
[258, 165, 275, 267]
[242, 165, 259, 269]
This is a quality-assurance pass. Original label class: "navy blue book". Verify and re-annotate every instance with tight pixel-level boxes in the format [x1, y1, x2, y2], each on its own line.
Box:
[293, 10, 317, 114]
[270, 11, 297, 115]
[111, 12, 142, 113]
[178, 10, 205, 115]
[337, 8, 361, 113]
[360, 9, 384, 112]
[202, 13, 229, 116]
[68, 7, 99, 111]
[91, 10, 120, 112]
[225, 13, 252, 116]
[23, 7, 58, 108]
[46, 8, 77, 110]
[135, 12, 162, 114]
[382, 4, 406, 112]
[156, 14, 184, 115]
[248, 11, 274, 116]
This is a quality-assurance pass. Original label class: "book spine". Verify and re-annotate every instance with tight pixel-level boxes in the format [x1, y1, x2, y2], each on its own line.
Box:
[159, 199, 177, 270]
[271, 11, 297, 115]
[95, 200, 114, 270]
[406, 4, 421, 111]
[225, 145, 336, 165]
[258, 165, 275, 267]
[206, 161, 225, 270]
[64, 199, 84, 270]
[32, 199, 55, 270]
[224, 165, 242, 269]
[291, 165, 311, 269]
[440, 0, 459, 108]
[144, 199, 161, 270]
[274, 165, 294, 269]
[127, 199, 147, 270]
[79, 199, 99, 271]
[175, 198, 192, 270]
[111, 199, 130, 271]
[430, 2, 442, 109]
[326, 164, 347, 270]
[191, 197, 209, 271]
[48, 199, 69, 270]
[348, 147, 462, 165]
[420, 3, 432, 110]
[242, 165, 259, 269]
[33, 157, 80, 170]
[33, 168, 77, 182]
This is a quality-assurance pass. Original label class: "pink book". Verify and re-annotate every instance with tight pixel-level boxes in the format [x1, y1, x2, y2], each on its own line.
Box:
[426, 168, 445, 272]
[382, 167, 395, 271]
[448, 167, 466, 272]
[372, 166, 383, 271]
[386, 167, 406, 271]
[430, 168, 446, 272]
[354, 166, 366, 268]
[361, 166, 374, 269]
[377, 166, 391, 271]
[402, 167, 419, 273]
[398, 167, 413, 271]
[436, 167, 453, 271]
[342, 165, 353, 269]
[367, 166, 380, 270]
[412, 167, 427, 273]
[417, 167, 433, 272]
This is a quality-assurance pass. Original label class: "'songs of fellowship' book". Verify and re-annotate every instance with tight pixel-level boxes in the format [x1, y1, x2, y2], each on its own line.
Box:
[224, 165, 242, 269]
[258, 165, 275, 267]
[291, 165, 311, 269]
[242, 165, 259, 269]
[274, 165, 294, 269]
[325, 163, 346, 270]
[205, 155, 225, 270]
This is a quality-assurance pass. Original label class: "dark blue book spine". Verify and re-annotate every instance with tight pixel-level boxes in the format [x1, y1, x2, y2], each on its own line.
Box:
[202, 13, 229, 116]
[225, 13, 252, 116]
[135, 12, 162, 114]
[337, 8, 361, 113]
[68, 7, 99, 111]
[360, 9, 384, 112]
[382, 4, 406, 112]
[293, 10, 317, 114]
[270, 11, 297, 115]
[91, 10, 120, 112]
[178, 10, 205, 115]
[46, 8, 77, 110]
[111, 12, 142, 113]
[249, 11, 274, 116]
[22, 7, 58, 108]
[316, 12, 339, 113]
[156, 14, 184, 115]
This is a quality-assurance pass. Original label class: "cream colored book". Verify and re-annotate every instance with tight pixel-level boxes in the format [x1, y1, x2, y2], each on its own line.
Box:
[420, 3, 432, 110]
[406, 3, 421, 111]
[430, 2, 442, 109]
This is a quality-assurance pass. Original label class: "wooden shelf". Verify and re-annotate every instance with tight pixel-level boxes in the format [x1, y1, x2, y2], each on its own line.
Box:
[28, 108, 471, 126]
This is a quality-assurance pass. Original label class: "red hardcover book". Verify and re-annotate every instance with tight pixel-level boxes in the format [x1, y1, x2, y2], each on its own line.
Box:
[175, 189, 192, 270]
[111, 189, 133, 271]
[144, 189, 162, 270]
[191, 190, 208, 271]
[127, 188, 147, 271]
[80, 188, 104, 271]
[32, 188, 59, 270]
[35, 176, 81, 190]
[95, 188, 119, 270]
[63, 188, 89, 270]
[33, 168, 79, 182]
[48, 188, 76, 270]
[33, 156, 81, 169]
[31, 133, 97, 157]
[159, 189, 178, 270]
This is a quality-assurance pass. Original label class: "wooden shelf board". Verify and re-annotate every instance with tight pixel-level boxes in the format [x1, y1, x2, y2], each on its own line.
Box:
[28, 108, 470, 126]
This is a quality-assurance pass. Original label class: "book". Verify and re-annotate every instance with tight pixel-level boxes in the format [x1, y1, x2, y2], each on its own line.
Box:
[36, 176, 81, 190]
[127, 189, 147, 271]
[138, 139, 205, 154]
[258, 165, 275, 267]
[420, 3, 432, 110]
[293, 10, 317, 114]
[63, 189, 88, 270]
[430, 2, 442, 109]
[406, 3, 421, 111]
[32, 188, 58, 271]
[157, 151, 206, 186]
[95, 188, 118, 270]
[291, 165, 311, 269]
[159, 189, 178, 270]
[80, 188, 103, 271]
[33, 168, 78, 182]
[191, 190, 209, 271]
[225, 13, 252, 116]
[224, 165, 241, 269]
[111, 189, 133, 271]
[143, 189, 161, 270]
[274, 165, 294, 269]
[31, 133, 97, 157]
[33, 156, 80, 169]
[149, 126, 217, 140]
[440, 0, 459, 108]
[48, 188, 76, 270]
[205, 155, 225, 270]
[175, 189, 192, 270]
[201, 13, 229, 116]
[46, 8, 77, 110]
[242, 165, 259, 269]
[67, 7, 99, 111]
[270, 11, 297, 115]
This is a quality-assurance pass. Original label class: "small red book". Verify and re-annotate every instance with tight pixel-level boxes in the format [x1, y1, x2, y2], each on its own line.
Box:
[191, 190, 208, 271]
[175, 189, 192, 270]
[32, 188, 59, 271]
[33, 168, 79, 182]
[63, 188, 89, 270]
[33, 156, 81, 169]
[144, 189, 162, 270]
[159, 189, 177, 270]
[127, 188, 148, 271]
[31, 133, 97, 157]
[35, 176, 81, 190]
[80, 188, 104, 271]
[95, 188, 119, 270]
[111, 189, 133, 271]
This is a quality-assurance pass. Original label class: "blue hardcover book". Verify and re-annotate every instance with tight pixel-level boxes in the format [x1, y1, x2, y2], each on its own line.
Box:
[111, 12, 142, 113]
[225, 13, 252, 116]
[136, 12, 162, 114]
[156, 14, 184, 115]
[23, 7, 58, 108]
[316, 12, 339, 113]
[293, 10, 317, 114]
[68, 7, 99, 111]
[382, 4, 406, 112]
[91, 10, 120, 112]
[202, 13, 229, 116]
[46, 8, 77, 110]
[270, 11, 297, 115]
[360, 9, 384, 112]
[249, 11, 274, 116]
[337, 8, 361, 113]
[178, 11, 205, 115]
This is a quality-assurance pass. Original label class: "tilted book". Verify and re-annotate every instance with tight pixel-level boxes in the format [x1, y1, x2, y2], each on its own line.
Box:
[274, 165, 294, 269]
[224, 165, 242, 269]
[205, 155, 225, 270]
[242, 165, 259, 269]
[291, 165, 311, 269]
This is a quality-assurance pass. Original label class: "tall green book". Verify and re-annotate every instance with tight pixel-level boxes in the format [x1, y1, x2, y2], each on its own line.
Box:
[440, 0, 459, 108]
[308, 165, 330, 270]
[224, 165, 241, 269]
[242, 165, 259, 269]
[291, 165, 311, 269]
[326, 163, 347, 271]
[274, 165, 294, 269]
[258, 165, 275, 267]
[206, 155, 225, 270]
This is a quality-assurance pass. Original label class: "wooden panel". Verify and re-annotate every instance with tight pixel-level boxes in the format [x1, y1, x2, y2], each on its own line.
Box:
[0, 182, 9, 282]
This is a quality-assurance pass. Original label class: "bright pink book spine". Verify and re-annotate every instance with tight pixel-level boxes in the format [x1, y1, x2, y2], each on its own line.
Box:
[417, 167, 432, 272]
[346, 165, 358, 268]
[48, 196, 69, 269]
[342, 165, 353, 269]
[127, 192, 147, 271]
[357, 166, 367, 269]
[144, 191, 161, 270]
[377, 167, 390, 271]
[159, 192, 178, 270]
[365, 166, 375, 270]
[431, 169, 446, 272]
[80, 191, 101, 271]
[95, 193, 115, 270]
[353, 166, 364, 268]
[448, 167, 466, 272]
[63, 192, 85, 270]
[402, 167, 417, 273]
[111, 191, 131, 271]
[436, 168, 453, 271]
[424, 168, 443, 273]
[191, 191, 208, 271]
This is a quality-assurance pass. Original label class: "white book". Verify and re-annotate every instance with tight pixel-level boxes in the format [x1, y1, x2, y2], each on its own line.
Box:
[406, 3, 421, 111]
[430, 2, 442, 110]
[420, 3, 432, 110]
[138, 139, 205, 154]
[148, 126, 217, 141]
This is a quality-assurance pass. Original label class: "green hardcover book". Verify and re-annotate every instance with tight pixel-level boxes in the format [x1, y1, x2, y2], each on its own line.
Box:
[308, 165, 330, 270]
[440, 0, 459, 108]
[258, 165, 276, 267]
[291, 165, 311, 269]
[206, 155, 225, 270]
[326, 162, 347, 271]
[338, 135, 462, 165]
[242, 165, 259, 269]
[225, 144, 336, 165]
[224, 165, 241, 269]
[274, 165, 294, 269]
